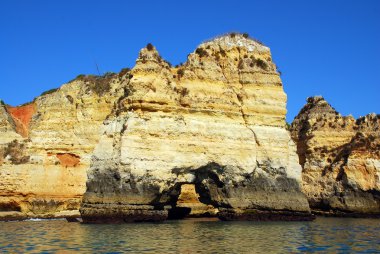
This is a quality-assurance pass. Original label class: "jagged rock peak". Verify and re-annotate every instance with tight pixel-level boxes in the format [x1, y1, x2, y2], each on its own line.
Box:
[356, 113, 380, 126]
[290, 96, 380, 216]
[137, 43, 160, 62]
[121, 33, 281, 86]
[199, 33, 269, 53]
[134, 43, 171, 72]
[295, 96, 340, 120]
[179, 33, 279, 83]
[79, 33, 312, 223]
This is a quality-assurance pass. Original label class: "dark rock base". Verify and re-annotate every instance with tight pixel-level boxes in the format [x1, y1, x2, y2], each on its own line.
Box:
[218, 208, 315, 221]
[312, 209, 380, 218]
[0, 211, 81, 222]
[80, 204, 168, 223]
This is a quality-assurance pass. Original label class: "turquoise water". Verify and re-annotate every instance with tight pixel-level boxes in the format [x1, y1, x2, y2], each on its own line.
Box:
[0, 217, 379, 253]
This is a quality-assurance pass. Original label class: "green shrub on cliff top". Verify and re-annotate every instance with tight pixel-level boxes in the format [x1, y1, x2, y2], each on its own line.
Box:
[177, 68, 185, 78]
[119, 68, 130, 77]
[195, 48, 208, 58]
[87, 75, 113, 96]
[76, 74, 86, 80]
[70, 73, 116, 96]
[40, 88, 59, 96]
[146, 43, 154, 51]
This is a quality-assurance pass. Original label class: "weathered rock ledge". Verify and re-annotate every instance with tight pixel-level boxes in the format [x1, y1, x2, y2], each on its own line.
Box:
[80, 34, 312, 222]
[2, 34, 378, 222]
[290, 96, 380, 216]
[0, 70, 124, 220]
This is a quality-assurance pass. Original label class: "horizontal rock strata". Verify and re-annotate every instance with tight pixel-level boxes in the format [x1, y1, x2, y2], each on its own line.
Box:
[175, 184, 218, 218]
[0, 73, 125, 220]
[290, 96, 380, 216]
[80, 34, 312, 222]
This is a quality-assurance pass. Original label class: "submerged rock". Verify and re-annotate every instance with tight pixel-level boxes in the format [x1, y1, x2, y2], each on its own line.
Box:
[80, 34, 312, 222]
[290, 96, 380, 216]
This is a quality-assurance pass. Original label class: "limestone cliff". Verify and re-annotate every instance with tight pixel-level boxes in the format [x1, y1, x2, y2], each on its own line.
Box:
[0, 73, 126, 220]
[80, 34, 312, 222]
[290, 96, 380, 216]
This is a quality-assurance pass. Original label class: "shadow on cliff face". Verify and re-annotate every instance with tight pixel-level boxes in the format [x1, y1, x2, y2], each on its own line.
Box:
[151, 161, 309, 220]
[82, 161, 313, 222]
[165, 163, 226, 220]
[0, 200, 21, 212]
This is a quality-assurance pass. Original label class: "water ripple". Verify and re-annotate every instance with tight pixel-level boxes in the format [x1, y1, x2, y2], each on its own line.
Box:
[0, 217, 379, 253]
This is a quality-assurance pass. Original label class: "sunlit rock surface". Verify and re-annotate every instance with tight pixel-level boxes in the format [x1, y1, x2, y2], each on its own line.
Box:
[80, 34, 312, 222]
[0, 74, 125, 220]
[290, 96, 380, 216]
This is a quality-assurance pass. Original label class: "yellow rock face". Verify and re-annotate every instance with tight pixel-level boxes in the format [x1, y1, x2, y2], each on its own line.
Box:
[176, 184, 218, 217]
[0, 74, 125, 220]
[81, 34, 311, 222]
[1, 34, 312, 221]
[291, 96, 380, 215]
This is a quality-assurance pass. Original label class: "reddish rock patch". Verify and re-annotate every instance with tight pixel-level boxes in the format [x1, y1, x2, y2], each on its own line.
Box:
[6, 103, 36, 137]
[56, 153, 80, 167]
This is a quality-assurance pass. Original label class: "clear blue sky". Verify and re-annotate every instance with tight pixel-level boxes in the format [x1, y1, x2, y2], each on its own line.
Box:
[1, 0, 379, 121]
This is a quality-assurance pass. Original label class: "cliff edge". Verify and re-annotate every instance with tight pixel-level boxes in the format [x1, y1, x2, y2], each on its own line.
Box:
[290, 96, 380, 216]
[80, 33, 312, 222]
[0, 73, 125, 220]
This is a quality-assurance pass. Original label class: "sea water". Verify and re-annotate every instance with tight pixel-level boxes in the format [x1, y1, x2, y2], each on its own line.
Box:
[0, 217, 379, 253]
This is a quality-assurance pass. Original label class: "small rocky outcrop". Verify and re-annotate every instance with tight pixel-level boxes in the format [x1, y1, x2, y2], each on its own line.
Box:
[290, 96, 380, 216]
[80, 34, 312, 223]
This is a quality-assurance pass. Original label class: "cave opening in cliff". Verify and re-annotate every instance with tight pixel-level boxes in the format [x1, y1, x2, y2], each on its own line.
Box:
[167, 163, 225, 220]
[167, 183, 218, 220]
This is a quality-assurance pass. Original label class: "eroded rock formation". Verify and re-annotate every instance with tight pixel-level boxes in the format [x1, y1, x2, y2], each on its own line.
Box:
[7, 34, 376, 222]
[80, 34, 312, 222]
[175, 184, 218, 218]
[290, 96, 380, 216]
[0, 74, 125, 220]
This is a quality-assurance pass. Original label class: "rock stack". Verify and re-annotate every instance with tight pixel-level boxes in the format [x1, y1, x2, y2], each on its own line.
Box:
[80, 34, 312, 222]
[290, 96, 380, 216]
